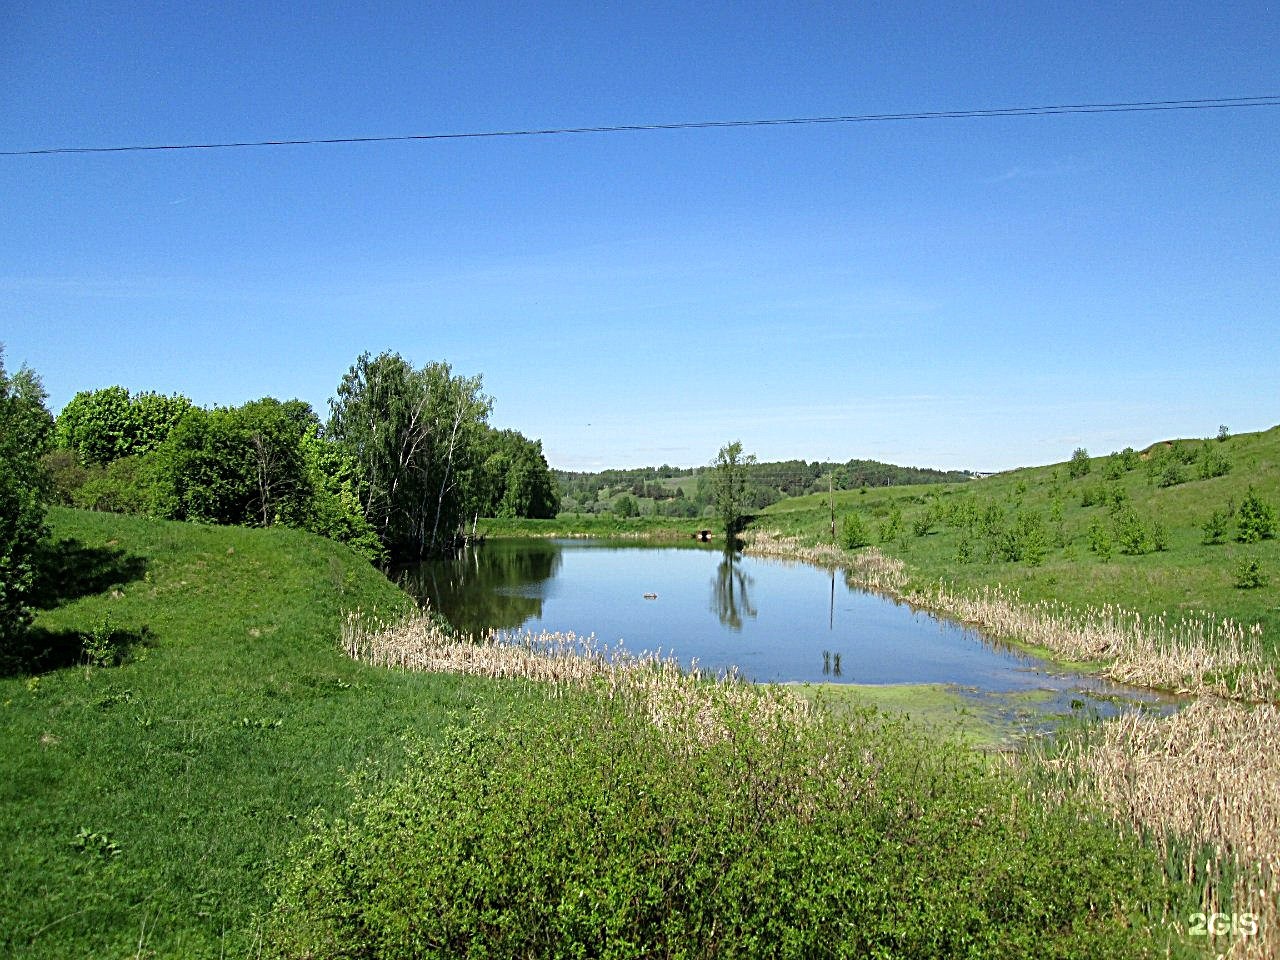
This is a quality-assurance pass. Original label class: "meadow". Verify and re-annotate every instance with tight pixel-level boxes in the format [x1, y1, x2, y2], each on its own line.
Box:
[0, 505, 1224, 957]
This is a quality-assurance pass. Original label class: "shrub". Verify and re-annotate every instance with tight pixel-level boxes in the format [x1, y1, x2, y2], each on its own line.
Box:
[71, 455, 156, 514]
[877, 505, 903, 543]
[1087, 518, 1113, 561]
[0, 350, 51, 666]
[1202, 507, 1231, 545]
[1197, 443, 1231, 480]
[1112, 506, 1150, 556]
[266, 684, 1177, 959]
[1067, 446, 1091, 479]
[1236, 489, 1276, 543]
[839, 511, 870, 549]
[1234, 557, 1268, 590]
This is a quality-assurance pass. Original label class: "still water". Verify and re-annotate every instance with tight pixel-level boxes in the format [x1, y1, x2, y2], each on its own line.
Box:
[397, 539, 1163, 711]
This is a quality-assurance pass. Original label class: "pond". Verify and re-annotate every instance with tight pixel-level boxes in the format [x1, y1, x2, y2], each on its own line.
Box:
[397, 538, 1170, 723]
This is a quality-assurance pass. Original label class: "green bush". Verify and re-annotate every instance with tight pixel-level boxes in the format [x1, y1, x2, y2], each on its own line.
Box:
[266, 685, 1177, 959]
[839, 511, 871, 549]
[1067, 447, 1091, 480]
[1236, 489, 1276, 543]
[1234, 557, 1268, 590]
[0, 350, 52, 666]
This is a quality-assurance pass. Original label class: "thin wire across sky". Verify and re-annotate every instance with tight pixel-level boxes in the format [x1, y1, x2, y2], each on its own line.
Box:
[4, 95, 1277, 157]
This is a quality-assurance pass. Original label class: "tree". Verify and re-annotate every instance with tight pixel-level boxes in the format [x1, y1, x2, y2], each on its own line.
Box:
[151, 399, 310, 527]
[328, 352, 491, 559]
[1237, 489, 1276, 543]
[0, 348, 51, 663]
[54, 386, 191, 465]
[1067, 447, 1091, 480]
[711, 441, 756, 537]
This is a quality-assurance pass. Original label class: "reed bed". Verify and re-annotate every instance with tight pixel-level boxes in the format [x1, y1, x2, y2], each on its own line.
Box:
[743, 531, 908, 592]
[341, 609, 813, 748]
[747, 529, 1278, 703]
[910, 582, 1279, 703]
[1038, 700, 1280, 958]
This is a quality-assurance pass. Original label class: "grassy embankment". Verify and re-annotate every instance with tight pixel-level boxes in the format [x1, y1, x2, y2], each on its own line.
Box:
[479, 513, 709, 540]
[2, 506, 1216, 957]
[0, 507, 520, 959]
[760, 424, 1280, 654]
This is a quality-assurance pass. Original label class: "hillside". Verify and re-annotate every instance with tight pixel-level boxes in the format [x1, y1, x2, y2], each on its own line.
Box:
[759, 424, 1280, 645]
[0, 508, 507, 959]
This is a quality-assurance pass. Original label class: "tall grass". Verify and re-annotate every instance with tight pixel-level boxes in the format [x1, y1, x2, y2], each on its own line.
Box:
[277, 610, 1197, 958]
[1034, 700, 1280, 958]
[744, 529, 1278, 703]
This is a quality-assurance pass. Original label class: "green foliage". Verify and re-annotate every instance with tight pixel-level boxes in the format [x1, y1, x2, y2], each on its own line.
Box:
[267, 688, 1176, 959]
[152, 399, 312, 528]
[710, 440, 756, 537]
[1112, 506, 1150, 556]
[1236, 488, 1276, 543]
[469, 428, 559, 520]
[612, 493, 638, 518]
[71, 454, 156, 514]
[328, 351, 491, 559]
[297, 433, 386, 564]
[0, 349, 51, 665]
[839, 510, 871, 549]
[1202, 506, 1232, 545]
[1067, 446, 1091, 479]
[1217, 424, 1231, 442]
[54, 386, 191, 465]
[1197, 442, 1231, 480]
[1087, 517, 1113, 561]
[878, 504, 903, 543]
[1233, 557, 1268, 589]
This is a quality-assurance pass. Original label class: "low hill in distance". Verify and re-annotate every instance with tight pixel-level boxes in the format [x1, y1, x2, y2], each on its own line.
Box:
[556, 456, 974, 518]
[760, 423, 1280, 643]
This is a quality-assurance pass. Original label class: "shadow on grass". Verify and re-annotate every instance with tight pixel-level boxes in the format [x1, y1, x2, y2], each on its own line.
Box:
[2, 621, 153, 678]
[29, 537, 148, 610]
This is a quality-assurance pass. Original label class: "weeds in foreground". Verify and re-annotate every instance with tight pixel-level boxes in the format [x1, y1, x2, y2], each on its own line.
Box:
[1032, 700, 1280, 959]
[279, 613, 1195, 958]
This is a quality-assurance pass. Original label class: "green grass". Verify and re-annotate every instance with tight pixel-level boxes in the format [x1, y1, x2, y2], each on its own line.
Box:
[759, 424, 1280, 648]
[0, 507, 515, 959]
[481, 512, 713, 540]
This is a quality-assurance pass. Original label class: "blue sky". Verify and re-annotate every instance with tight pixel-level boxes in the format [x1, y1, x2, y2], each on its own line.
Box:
[2, 1, 1277, 471]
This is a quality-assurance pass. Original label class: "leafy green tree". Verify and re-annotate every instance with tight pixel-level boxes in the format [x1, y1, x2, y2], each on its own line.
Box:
[1067, 447, 1091, 480]
[0, 349, 52, 663]
[840, 512, 871, 550]
[612, 494, 637, 519]
[151, 400, 310, 527]
[55, 386, 191, 465]
[328, 352, 491, 559]
[710, 441, 756, 537]
[1236, 489, 1276, 543]
[298, 432, 386, 565]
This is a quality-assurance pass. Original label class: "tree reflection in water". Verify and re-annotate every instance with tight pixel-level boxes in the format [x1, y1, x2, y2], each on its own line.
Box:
[712, 547, 757, 631]
[396, 540, 563, 634]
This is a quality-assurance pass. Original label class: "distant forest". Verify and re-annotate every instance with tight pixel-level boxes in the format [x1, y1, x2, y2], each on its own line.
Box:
[556, 458, 974, 519]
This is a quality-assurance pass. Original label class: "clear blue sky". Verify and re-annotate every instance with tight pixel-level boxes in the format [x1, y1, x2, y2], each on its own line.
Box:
[3, 1, 1277, 471]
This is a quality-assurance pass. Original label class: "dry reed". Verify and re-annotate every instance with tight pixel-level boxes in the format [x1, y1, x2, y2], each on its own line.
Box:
[341, 609, 813, 749]
[745, 529, 1279, 703]
[1041, 700, 1280, 958]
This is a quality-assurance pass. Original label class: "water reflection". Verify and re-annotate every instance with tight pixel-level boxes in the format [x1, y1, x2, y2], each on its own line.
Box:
[711, 549, 757, 630]
[395, 539, 563, 634]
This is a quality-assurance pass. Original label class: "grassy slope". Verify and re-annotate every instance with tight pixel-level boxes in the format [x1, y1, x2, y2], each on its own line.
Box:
[0, 508, 514, 959]
[760, 425, 1280, 648]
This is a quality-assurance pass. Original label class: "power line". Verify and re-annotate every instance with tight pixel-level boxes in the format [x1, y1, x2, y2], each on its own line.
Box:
[4, 95, 1277, 157]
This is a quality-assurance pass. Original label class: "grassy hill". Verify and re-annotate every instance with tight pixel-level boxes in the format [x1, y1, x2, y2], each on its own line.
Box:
[0, 508, 512, 959]
[758, 424, 1280, 646]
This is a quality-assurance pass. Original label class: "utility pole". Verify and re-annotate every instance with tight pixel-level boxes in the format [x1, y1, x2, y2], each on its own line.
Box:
[829, 472, 836, 542]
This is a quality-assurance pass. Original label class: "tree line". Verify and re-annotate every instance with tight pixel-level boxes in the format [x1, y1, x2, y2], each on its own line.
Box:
[3, 348, 557, 617]
[556, 455, 973, 517]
